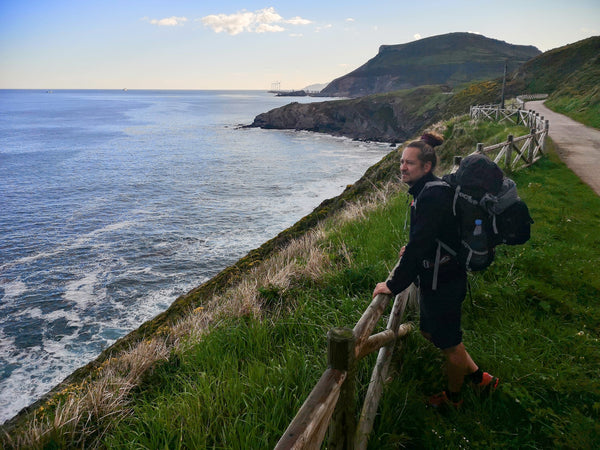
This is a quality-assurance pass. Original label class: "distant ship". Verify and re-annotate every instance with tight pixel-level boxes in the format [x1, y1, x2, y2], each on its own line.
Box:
[123, 88, 128, 91]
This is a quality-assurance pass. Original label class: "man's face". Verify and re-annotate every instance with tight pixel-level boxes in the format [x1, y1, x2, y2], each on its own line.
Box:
[400, 146, 431, 186]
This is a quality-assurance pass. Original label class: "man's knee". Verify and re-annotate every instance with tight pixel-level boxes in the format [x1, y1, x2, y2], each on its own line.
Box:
[442, 343, 466, 365]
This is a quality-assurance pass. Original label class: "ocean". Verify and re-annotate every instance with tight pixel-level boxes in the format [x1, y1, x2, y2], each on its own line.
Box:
[0, 89, 392, 423]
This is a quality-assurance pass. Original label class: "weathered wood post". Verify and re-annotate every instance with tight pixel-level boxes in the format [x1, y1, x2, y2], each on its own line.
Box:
[506, 134, 514, 170]
[328, 328, 357, 450]
[529, 128, 537, 163]
[542, 120, 549, 153]
[476, 143, 484, 154]
[527, 129, 535, 163]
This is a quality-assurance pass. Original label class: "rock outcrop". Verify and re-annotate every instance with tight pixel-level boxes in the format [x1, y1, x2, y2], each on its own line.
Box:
[249, 86, 448, 143]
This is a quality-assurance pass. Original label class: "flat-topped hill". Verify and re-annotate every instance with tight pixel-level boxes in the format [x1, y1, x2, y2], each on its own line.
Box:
[321, 32, 540, 97]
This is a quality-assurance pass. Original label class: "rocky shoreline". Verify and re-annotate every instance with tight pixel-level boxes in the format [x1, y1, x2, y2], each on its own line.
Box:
[247, 85, 450, 144]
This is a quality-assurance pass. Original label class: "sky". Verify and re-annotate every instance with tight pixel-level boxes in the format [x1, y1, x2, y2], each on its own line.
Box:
[1, 0, 598, 90]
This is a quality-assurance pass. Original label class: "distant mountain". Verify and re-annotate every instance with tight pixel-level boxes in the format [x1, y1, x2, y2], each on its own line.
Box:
[321, 32, 540, 97]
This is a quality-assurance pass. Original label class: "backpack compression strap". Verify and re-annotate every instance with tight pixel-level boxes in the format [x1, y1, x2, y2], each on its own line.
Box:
[432, 239, 457, 291]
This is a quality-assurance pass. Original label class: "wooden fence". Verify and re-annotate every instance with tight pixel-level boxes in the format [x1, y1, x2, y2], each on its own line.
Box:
[516, 93, 549, 108]
[469, 103, 549, 171]
[275, 262, 417, 450]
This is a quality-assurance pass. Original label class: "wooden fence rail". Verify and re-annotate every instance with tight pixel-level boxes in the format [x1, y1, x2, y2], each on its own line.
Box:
[275, 262, 416, 450]
[469, 103, 549, 171]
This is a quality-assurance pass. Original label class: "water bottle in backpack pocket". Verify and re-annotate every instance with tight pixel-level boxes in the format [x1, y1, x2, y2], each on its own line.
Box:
[460, 218, 495, 271]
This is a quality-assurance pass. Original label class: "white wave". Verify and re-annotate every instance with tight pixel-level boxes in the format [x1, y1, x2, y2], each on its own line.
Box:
[14, 306, 43, 319]
[63, 269, 107, 311]
[2, 220, 136, 270]
[0, 279, 28, 300]
[0, 344, 47, 424]
[0, 328, 15, 356]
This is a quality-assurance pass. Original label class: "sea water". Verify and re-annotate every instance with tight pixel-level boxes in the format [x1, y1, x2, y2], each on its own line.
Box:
[0, 89, 392, 423]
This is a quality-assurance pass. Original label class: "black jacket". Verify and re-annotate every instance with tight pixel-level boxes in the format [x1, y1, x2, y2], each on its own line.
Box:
[386, 172, 464, 295]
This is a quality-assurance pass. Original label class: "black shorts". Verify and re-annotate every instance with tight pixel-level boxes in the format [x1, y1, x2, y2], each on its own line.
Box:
[419, 273, 467, 350]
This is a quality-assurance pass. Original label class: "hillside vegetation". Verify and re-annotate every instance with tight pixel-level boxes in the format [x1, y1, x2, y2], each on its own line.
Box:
[510, 35, 600, 128]
[4, 116, 599, 449]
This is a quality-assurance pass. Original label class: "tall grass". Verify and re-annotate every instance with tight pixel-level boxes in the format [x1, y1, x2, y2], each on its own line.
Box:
[4, 116, 599, 448]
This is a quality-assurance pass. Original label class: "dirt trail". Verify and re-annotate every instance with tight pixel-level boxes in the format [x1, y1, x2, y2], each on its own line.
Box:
[526, 100, 600, 195]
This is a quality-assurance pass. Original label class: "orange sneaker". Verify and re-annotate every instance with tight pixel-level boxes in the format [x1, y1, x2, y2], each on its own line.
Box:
[474, 372, 499, 394]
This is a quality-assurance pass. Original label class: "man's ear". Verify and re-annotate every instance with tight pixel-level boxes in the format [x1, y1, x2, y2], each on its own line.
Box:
[423, 161, 433, 173]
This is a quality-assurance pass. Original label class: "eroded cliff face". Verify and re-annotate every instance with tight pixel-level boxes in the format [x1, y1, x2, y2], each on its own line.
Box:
[249, 87, 444, 143]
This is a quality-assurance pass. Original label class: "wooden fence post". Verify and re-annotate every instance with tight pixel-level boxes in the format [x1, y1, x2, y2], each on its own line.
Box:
[450, 156, 462, 174]
[505, 135, 513, 171]
[529, 128, 537, 162]
[476, 143, 484, 154]
[543, 120, 549, 152]
[328, 328, 357, 450]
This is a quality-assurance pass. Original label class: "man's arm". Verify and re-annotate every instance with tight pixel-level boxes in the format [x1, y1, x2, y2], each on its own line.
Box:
[383, 187, 448, 295]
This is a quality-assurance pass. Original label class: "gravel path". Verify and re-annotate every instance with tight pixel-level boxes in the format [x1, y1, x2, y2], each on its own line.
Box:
[526, 100, 600, 195]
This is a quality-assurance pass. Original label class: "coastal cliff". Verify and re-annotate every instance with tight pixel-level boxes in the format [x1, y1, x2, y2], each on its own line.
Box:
[249, 85, 451, 143]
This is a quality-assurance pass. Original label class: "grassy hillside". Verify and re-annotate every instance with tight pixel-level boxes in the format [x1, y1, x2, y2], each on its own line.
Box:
[508, 35, 600, 129]
[510, 36, 599, 95]
[544, 53, 600, 128]
[4, 116, 599, 448]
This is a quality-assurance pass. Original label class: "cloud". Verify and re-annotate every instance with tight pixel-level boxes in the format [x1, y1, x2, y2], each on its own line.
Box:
[147, 16, 188, 27]
[255, 23, 285, 33]
[286, 16, 312, 25]
[315, 24, 333, 32]
[201, 7, 311, 35]
[346, 18, 355, 22]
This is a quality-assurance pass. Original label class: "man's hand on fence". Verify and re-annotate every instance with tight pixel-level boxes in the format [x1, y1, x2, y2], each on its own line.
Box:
[373, 282, 392, 298]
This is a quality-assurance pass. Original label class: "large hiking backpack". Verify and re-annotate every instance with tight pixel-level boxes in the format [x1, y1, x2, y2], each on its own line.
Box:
[423, 154, 534, 289]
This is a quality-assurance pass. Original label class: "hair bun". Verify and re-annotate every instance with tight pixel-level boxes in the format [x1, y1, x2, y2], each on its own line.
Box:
[420, 132, 444, 148]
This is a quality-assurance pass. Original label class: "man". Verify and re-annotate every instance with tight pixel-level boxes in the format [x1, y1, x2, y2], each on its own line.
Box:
[372, 132, 498, 408]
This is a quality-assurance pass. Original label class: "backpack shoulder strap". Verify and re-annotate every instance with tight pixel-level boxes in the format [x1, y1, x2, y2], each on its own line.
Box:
[422, 180, 450, 191]
[415, 180, 451, 208]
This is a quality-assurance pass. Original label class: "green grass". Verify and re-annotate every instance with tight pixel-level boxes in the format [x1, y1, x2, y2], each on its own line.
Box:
[101, 140, 599, 447]
[7, 119, 599, 449]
